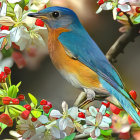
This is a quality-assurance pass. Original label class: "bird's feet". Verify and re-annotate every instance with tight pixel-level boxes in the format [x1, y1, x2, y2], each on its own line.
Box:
[78, 89, 96, 108]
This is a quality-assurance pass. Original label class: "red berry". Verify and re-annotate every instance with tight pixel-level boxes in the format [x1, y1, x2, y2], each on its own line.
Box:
[117, 8, 121, 12]
[119, 12, 124, 16]
[105, 113, 110, 117]
[23, 104, 31, 111]
[98, 0, 104, 6]
[12, 98, 19, 105]
[0, 113, 13, 127]
[12, 42, 20, 50]
[119, 132, 130, 139]
[102, 102, 110, 108]
[43, 105, 51, 114]
[4, 67, 11, 75]
[47, 101, 52, 108]
[0, 72, 7, 83]
[2, 97, 11, 105]
[129, 90, 137, 100]
[24, 6, 29, 11]
[17, 94, 25, 101]
[136, 7, 140, 13]
[31, 117, 37, 122]
[21, 110, 30, 120]
[35, 19, 44, 27]
[78, 112, 85, 118]
[40, 99, 47, 105]
[110, 104, 122, 115]
[0, 26, 9, 30]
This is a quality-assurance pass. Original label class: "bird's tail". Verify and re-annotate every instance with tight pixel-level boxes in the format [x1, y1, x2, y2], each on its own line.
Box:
[100, 78, 140, 126]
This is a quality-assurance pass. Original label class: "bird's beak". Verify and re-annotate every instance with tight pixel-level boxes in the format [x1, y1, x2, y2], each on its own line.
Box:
[28, 13, 48, 20]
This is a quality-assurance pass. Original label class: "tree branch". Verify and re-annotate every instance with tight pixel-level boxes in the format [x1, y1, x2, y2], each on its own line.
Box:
[106, 23, 140, 63]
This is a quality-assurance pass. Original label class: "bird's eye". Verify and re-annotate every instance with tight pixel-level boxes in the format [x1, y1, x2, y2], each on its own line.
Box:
[52, 11, 60, 18]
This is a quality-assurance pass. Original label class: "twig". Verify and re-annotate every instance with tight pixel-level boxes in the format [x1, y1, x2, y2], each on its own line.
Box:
[106, 24, 140, 63]
[74, 133, 89, 139]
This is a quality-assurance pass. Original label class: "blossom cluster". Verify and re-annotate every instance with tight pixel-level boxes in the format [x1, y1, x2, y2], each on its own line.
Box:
[0, 67, 140, 139]
[0, 67, 113, 139]
[0, 0, 49, 70]
[97, 0, 140, 32]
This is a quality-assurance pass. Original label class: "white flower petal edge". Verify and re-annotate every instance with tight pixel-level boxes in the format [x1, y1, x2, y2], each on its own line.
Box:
[89, 106, 97, 117]
[68, 107, 78, 120]
[118, 4, 131, 12]
[102, 116, 112, 124]
[38, 115, 48, 124]
[0, 2, 7, 16]
[50, 109, 63, 118]
[8, 0, 22, 3]
[14, 4, 22, 19]
[95, 127, 100, 137]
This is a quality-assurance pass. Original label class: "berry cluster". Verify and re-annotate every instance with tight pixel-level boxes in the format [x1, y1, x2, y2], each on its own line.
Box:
[0, 67, 11, 83]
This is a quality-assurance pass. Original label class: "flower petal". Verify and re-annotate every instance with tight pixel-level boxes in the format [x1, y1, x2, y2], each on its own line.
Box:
[68, 107, 78, 120]
[99, 121, 109, 128]
[38, 115, 48, 124]
[50, 127, 61, 139]
[99, 105, 106, 115]
[50, 109, 62, 118]
[113, 7, 117, 20]
[96, 112, 103, 125]
[96, 6, 103, 14]
[118, 4, 131, 12]
[0, 2, 7, 16]
[14, 4, 22, 19]
[59, 118, 68, 130]
[89, 106, 97, 117]
[102, 116, 112, 124]
[36, 125, 46, 134]
[86, 116, 96, 125]
[62, 101, 68, 112]
[101, 2, 112, 10]
[0, 16, 15, 26]
[8, 0, 21, 3]
[118, 0, 129, 4]
[95, 127, 100, 137]
[84, 125, 95, 134]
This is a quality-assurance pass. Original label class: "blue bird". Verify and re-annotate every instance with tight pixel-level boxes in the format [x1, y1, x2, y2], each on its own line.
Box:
[28, 6, 140, 126]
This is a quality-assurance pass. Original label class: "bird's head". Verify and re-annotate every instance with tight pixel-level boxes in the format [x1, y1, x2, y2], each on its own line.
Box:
[28, 6, 80, 29]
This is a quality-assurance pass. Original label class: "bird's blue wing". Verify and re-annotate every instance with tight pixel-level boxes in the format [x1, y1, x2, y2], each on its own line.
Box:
[58, 29, 124, 89]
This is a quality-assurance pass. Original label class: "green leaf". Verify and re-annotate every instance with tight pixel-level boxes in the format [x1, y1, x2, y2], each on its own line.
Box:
[16, 81, 21, 89]
[8, 85, 18, 98]
[9, 105, 26, 112]
[61, 133, 76, 140]
[30, 10, 38, 12]
[0, 106, 4, 112]
[31, 110, 42, 118]
[9, 107, 19, 117]
[100, 129, 112, 136]
[0, 122, 7, 130]
[134, 15, 140, 23]
[19, 0, 29, 9]
[28, 93, 38, 107]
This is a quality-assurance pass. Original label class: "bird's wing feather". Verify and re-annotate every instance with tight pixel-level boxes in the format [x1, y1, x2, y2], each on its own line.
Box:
[58, 29, 134, 103]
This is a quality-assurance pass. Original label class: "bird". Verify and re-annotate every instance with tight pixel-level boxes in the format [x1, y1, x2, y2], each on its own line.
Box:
[28, 6, 140, 126]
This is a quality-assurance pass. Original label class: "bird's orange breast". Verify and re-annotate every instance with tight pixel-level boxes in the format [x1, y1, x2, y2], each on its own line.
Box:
[47, 27, 101, 88]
